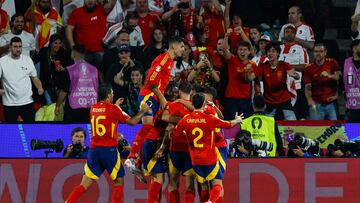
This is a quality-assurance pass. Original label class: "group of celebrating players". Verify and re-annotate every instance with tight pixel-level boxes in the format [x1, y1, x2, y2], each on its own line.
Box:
[65, 37, 243, 203]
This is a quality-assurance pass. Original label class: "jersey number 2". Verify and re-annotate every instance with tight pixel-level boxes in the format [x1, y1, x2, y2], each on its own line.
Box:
[192, 127, 204, 148]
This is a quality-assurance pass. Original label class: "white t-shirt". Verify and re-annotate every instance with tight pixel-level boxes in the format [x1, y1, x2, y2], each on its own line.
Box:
[171, 60, 192, 77]
[279, 43, 309, 89]
[102, 22, 144, 47]
[0, 31, 35, 56]
[0, 54, 37, 106]
[107, 1, 135, 24]
[278, 23, 315, 42]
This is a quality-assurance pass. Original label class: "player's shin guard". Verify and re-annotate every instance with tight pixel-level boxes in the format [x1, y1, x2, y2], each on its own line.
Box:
[168, 189, 180, 203]
[129, 124, 152, 158]
[185, 190, 195, 203]
[111, 185, 123, 203]
[209, 184, 222, 202]
[147, 181, 162, 203]
[65, 185, 86, 203]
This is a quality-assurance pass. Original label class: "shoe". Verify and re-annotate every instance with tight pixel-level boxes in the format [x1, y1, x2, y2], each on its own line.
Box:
[124, 158, 136, 169]
[129, 167, 148, 184]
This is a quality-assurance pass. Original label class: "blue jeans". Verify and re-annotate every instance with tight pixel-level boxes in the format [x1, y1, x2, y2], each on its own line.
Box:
[266, 109, 297, 120]
[308, 102, 337, 120]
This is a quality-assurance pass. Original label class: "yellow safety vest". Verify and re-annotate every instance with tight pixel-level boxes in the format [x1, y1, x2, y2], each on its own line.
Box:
[241, 114, 277, 156]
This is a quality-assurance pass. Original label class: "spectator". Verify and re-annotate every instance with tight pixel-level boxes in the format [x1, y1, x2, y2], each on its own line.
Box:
[0, 0, 9, 34]
[25, 0, 63, 50]
[55, 44, 99, 123]
[351, 13, 360, 40]
[279, 23, 309, 120]
[0, 13, 35, 57]
[278, 5, 315, 50]
[135, 0, 161, 46]
[0, 37, 43, 123]
[33, 34, 72, 104]
[105, 44, 143, 107]
[66, 0, 116, 68]
[187, 49, 220, 88]
[343, 39, 360, 122]
[303, 43, 340, 120]
[252, 35, 271, 66]
[241, 95, 284, 157]
[63, 127, 89, 158]
[114, 66, 144, 116]
[171, 41, 194, 83]
[144, 27, 167, 70]
[223, 29, 257, 119]
[256, 42, 297, 120]
[198, 0, 225, 48]
[106, 0, 136, 26]
[101, 29, 130, 80]
[249, 25, 262, 54]
[224, 0, 251, 52]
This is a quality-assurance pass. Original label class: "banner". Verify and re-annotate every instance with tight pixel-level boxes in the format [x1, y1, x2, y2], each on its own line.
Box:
[277, 120, 346, 148]
[0, 158, 359, 203]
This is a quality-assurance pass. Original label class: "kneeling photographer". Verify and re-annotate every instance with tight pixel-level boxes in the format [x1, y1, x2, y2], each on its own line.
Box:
[236, 95, 284, 157]
[63, 127, 89, 158]
[287, 133, 321, 157]
[327, 139, 360, 157]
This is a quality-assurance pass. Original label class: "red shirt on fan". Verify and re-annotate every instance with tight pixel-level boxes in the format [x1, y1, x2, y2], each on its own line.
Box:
[138, 12, 160, 46]
[225, 56, 257, 99]
[175, 111, 231, 165]
[258, 61, 293, 104]
[67, 6, 107, 53]
[202, 11, 225, 48]
[90, 101, 130, 148]
[168, 100, 192, 152]
[0, 9, 9, 30]
[303, 58, 340, 104]
[139, 52, 174, 100]
[229, 26, 250, 52]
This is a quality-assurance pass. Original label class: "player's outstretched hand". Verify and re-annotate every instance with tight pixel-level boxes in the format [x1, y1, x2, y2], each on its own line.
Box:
[234, 112, 244, 124]
[115, 97, 124, 106]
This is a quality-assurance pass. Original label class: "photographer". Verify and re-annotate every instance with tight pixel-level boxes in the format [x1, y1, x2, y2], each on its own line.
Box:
[327, 139, 360, 157]
[287, 133, 320, 157]
[240, 95, 284, 157]
[63, 127, 89, 158]
[230, 130, 264, 157]
[117, 132, 131, 159]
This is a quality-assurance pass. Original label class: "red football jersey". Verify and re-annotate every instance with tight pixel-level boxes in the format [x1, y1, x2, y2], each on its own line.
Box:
[175, 111, 231, 165]
[139, 52, 174, 100]
[202, 11, 225, 48]
[90, 101, 130, 148]
[146, 109, 167, 141]
[138, 12, 160, 46]
[303, 58, 340, 103]
[204, 104, 227, 148]
[168, 101, 192, 152]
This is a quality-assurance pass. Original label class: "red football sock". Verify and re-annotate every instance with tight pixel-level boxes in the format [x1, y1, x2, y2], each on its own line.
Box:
[209, 184, 222, 202]
[185, 190, 195, 203]
[65, 185, 86, 203]
[168, 189, 179, 203]
[216, 196, 224, 203]
[111, 185, 123, 203]
[200, 189, 209, 202]
[147, 181, 162, 203]
[129, 124, 152, 158]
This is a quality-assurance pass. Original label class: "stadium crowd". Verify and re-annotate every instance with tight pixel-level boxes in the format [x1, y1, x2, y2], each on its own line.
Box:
[0, 0, 357, 123]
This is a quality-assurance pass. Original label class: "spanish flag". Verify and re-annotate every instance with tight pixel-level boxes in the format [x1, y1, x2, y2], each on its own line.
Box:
[33, 6, 63, 49]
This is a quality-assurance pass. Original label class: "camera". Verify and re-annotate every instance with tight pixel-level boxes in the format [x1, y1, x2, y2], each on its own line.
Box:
[178, 2, 189, 9]
[294, 134, 318, 149]
[287, 133, 320, 157]
[334, 139, 360, 156]
[233, 130, 273, 157]
[72, 143, 83, 154]
[31, 139, 64, 153]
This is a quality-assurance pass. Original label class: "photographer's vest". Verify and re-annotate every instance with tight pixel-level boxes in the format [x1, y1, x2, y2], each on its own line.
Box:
[68, 60, 98, 109]
[241, 114, 277, 157]
[343, 57, 360, 109]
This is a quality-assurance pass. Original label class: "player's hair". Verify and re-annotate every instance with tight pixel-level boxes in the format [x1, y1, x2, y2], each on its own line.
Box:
[179, 81, 192, 94]
[98, 84, 112, 101]
[203, 86, 217, 99]
[192, 93, 205, 109]
[168, 36, 184, 46]
[265, 42, 281, 54]
[10, 36, 22, 45]
[253, 95, 266, 110]
[71, 127, 86, 139]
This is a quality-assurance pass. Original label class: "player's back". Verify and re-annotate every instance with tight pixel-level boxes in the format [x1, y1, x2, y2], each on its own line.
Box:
[90, 101, 130, 148]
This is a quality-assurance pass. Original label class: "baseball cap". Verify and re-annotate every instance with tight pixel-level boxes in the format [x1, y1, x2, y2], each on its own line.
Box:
[283, 23, 296, 31]
[118, 44, 130, 52]
[259, 35, 271, 42]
